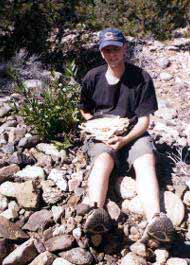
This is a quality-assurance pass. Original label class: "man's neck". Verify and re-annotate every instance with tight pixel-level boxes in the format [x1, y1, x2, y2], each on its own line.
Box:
[105, 62, 125, 85]
[107, 62, 125, 79]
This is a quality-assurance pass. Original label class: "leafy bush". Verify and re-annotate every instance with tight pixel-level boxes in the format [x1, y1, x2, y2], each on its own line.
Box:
[92, 0, 190, 39]
[13, 61, 81, 142]
[0, 0, 91, 59]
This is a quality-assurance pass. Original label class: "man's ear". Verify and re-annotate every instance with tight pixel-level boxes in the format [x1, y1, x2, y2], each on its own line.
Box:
[100, 50, 105, 59]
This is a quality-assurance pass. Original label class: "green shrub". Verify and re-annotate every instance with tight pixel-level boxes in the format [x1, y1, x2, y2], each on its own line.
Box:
[92, 0, 190, 40]
[13, 61, 81, 143]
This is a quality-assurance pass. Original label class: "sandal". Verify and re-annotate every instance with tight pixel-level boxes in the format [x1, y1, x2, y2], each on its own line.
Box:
[84, 207, 112, 234]
[141, 213, 174, 243]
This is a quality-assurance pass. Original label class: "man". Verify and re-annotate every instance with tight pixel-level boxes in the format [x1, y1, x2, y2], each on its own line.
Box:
[78, 28, 174, 243]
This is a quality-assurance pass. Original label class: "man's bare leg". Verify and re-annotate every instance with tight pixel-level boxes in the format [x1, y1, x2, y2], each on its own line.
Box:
[133, 153, 160, 222]
[86, 152, 114, 208]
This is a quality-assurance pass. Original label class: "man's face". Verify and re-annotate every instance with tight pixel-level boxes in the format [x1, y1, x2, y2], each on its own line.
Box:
[100, 45, 126, 68]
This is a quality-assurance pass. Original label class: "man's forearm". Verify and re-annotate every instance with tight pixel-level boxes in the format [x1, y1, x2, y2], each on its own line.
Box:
[123, 115, 150, 145]
[80, 109, 93, 121]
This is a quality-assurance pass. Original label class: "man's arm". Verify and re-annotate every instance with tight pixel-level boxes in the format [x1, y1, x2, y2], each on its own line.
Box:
[107, 115, 150, 151]
[80, 109, 93, 121]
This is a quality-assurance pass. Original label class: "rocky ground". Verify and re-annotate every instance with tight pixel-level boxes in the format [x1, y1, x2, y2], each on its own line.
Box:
[0, 34, 190, 265]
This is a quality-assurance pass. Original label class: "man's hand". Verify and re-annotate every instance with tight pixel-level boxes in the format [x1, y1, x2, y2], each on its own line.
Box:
[106, 135, 128, 151]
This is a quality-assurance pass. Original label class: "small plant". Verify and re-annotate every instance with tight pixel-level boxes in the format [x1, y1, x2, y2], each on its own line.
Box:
[14, 60, 81, 144]
[167, 147, 190, 176]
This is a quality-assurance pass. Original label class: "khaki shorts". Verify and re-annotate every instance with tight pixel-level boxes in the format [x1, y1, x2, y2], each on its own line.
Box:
[82, 132, 156, 176]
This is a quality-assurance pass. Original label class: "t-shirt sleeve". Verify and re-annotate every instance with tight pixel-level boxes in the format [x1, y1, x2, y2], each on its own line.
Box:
[134, 72, 158, 117]
[78, 73, 95, 112]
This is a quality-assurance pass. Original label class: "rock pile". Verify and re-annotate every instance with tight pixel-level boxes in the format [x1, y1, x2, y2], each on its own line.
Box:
[0, 35, 189, 264]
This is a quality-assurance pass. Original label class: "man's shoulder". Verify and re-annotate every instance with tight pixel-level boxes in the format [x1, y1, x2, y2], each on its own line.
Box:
[83, 64, 107, 81]
[125, 62, 152, 82]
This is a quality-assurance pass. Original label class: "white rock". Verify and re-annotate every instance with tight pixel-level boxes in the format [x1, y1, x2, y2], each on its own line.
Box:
[28, 251, 56, 265]
[2, 238, 38, 265]
[0, 208, 18, 220]
[184, 124, 190, 138]
[158, 58, 170, 69]
[37, 143, 66, 159]
[183, 191, 190, 206]
[128, 196, 144, 215]
[121, 199, 130, 214]
[52, 206, 64, 222]
[0, 181, 39, 209]
[166, 257, 188, 265]
[164, 191, 185, 226]
[0, 194, 8, 211]
[2, 200, 20, 221]
[71, 171, 83, 181]
[155, 107, 177, 120]
[107, 200, 121, 221]
[23, 79, 44, 89]
[155, 249, 169, 263]
[72, 227, 82, 239]
[160, 72, 173, 81]
[130, 242, 146, 257]
[53, 258, 73, 265]
[53, 224, 67, 236]
[121, 252, 147, 265]
[48, 169, 68, 191]
[14, 165, 45, 180]
[116, 176, 137, 199]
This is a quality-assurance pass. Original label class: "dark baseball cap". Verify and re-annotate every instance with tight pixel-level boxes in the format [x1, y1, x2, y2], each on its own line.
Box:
[98, 28, 126, 50]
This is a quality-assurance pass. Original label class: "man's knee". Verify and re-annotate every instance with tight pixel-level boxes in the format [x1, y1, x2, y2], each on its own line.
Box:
[133, 153, 156, 170]
[94, 152, 115, 165]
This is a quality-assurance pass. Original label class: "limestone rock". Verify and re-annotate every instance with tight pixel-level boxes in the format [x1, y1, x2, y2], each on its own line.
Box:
[0, 164, 20, 183]
[130, 242, 146, 257]
[183, 191, 190, 206]
[14, 165, 45, 181]
[8, 127, 27, 143]
[155, 249, 169, 264]
[0, 181, 40, 209]
[48, 169, 68, 191]
[51, 206, 64, 222]
[158, 58, 171, 69]
[160, 72, 173, 81]
[18, 135, 40, 149]
[2, 238, 38, 265]
[41, 180, 65, 205]
[45, 235, 75, 252]
[164, 191, 185, 226]
[128, 196, 144, 215]
[0, 104, 12, 118]
[0, 216, 28, 240]
[166, 257, 188, 265]
[121, 252, 147, 265]
[23, 209, 53, 232]
[60, 247, 93, 265]
[28, 251, 56, 265]
[68, 178, 81, 192]
[0, 194, 8, 211]
[107, 200, 121, 221]
[3, 201, 19, 221]
[53, 258, 73, 265]
[116, 176, 137, 199]
[36, 143, 67, 160]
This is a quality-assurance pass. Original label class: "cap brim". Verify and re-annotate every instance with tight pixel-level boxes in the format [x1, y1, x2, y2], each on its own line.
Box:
[99, 41, 123, 50]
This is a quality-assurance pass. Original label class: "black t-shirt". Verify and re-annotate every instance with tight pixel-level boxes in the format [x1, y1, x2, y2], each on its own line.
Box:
[78, 63, 158, 119]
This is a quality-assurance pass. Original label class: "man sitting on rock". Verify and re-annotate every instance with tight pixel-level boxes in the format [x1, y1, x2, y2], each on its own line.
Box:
[78, 28, 174, 244]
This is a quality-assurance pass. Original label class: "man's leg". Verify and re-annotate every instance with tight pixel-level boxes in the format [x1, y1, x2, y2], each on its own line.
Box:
[133, 152, 174, 243]
[83, 152, 114, 234]
[88, 152, 114, 208]
[133, 153, 160, 222]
